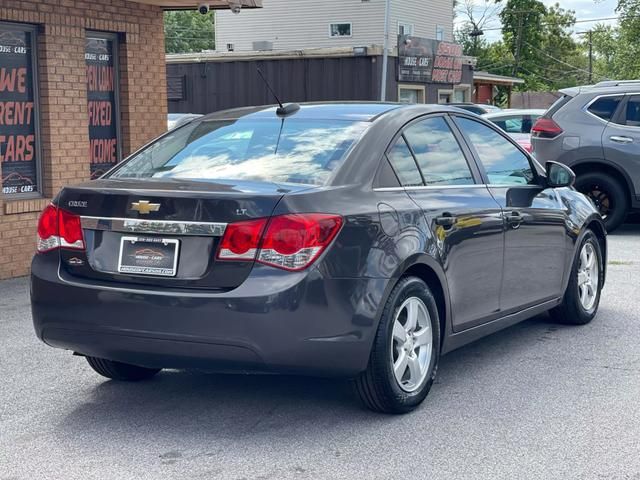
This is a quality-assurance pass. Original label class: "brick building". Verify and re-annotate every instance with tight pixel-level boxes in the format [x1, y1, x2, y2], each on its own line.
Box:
[0, 0, 261, 279]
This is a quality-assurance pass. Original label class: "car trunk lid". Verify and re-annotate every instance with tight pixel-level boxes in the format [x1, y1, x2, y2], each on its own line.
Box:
[56, 178, 308, 290]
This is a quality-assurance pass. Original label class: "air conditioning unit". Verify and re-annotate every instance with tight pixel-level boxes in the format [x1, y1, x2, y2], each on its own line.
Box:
[253, 41, 274, 51]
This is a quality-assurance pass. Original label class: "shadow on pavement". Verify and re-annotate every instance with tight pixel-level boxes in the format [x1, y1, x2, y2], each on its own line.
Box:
[56, 312, 562, 440]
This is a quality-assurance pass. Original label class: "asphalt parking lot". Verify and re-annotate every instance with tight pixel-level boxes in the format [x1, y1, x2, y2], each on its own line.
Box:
[1, 224, 640, 480]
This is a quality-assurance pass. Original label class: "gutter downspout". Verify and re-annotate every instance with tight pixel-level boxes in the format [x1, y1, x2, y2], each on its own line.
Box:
[380, 0, 391, 101]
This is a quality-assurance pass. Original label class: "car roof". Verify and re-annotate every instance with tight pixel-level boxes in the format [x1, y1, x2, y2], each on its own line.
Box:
[199, 102, 474, 123]
[483, 109, 546, 118]
[560, 80, 640, 97]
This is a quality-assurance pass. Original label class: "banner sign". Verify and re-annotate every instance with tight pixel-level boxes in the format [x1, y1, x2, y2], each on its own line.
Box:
[0, 26, 39, 196]
[398, 36, 463, 84]
[86, 36, 120, 179]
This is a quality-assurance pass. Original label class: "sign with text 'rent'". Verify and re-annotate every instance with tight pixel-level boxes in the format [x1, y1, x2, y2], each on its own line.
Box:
[398, 36, 464, 84]
[86, 35, 120, 179]
[0, 25, 39, 196]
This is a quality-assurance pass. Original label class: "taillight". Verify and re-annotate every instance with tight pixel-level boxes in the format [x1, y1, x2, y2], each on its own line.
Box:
[516, 138, 533, 153]
[531, 118, 563, 139]
[36, 204, 85, 253]
[217, 218, 268, 260]
[259, 214, 343, 271]
[216, 213, 343, 271]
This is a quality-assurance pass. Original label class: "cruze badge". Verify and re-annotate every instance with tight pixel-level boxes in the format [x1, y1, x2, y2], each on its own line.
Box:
[131, 200, 160, 215]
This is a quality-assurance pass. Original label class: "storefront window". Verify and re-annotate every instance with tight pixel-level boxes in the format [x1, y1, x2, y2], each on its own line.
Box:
[399, 86, 425, 104]
[86, 32, 121, 179]
[0, 22, 41, 197]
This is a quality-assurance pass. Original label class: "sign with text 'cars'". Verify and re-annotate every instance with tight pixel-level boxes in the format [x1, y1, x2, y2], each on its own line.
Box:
[398, 36, 463, 84]
[0, 25, 39, 196]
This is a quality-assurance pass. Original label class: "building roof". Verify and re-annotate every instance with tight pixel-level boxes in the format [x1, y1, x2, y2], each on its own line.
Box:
[474, 71, 525, 86]
[130, 0, 261, 10]
[167, 45, 477, 64]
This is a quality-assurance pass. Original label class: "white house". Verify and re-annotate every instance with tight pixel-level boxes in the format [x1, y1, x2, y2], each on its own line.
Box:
[215, 0, 453, 52]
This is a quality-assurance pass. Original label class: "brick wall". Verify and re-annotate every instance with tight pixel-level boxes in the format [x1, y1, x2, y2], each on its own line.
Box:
[0, 0, 168, 279]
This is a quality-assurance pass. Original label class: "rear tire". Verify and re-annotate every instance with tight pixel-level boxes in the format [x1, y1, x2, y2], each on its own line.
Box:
[575, 171, 628, 232]
[550, 230, 603, 325]
[354, 276, 441, 414]
[86, 356, 161, 381]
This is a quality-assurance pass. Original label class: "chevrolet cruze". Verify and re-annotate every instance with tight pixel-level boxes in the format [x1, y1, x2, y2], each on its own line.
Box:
[31, 103, 606, 413]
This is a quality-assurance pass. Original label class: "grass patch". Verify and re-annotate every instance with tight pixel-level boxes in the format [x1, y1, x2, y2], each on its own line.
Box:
[608, 260, 633, 266]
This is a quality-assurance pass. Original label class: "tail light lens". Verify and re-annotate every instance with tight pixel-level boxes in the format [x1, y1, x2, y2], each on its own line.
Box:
[516, 138, 533, 153]
[531, 118, 563, 139]
[217, 213, 343, 271]
[218, 218, 268, 260]
[36, 204, 85, 253]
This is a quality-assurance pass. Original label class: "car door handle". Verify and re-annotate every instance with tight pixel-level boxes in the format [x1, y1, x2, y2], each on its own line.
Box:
[505, 211, 523, 228]
[435, 213, 457, 229]
[610, 135, 633, 144]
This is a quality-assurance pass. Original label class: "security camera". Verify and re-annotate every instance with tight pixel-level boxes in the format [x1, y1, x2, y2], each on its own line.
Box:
[198, 3, 209, 15]
[229, 2, 242, 14]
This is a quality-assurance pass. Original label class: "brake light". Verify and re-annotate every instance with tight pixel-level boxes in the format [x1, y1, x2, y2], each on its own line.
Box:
[531, 118, 563, 139]
[216, 213, 343, 271]
[218, 218, 268, 260]
[36, 204, 85, 253]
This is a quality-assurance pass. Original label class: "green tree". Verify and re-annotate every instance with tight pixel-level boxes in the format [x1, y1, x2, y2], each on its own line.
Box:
[164, 10, 215, 54]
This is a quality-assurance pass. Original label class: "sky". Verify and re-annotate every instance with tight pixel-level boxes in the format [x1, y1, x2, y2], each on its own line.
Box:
[456, 0, 620, 42]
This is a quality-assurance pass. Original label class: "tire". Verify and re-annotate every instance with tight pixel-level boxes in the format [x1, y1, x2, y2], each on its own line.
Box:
[575, 171, 628, 232]
[354, 276, 441, 414]
[550, 230, 603, 325]
[85, 356, 161, 381]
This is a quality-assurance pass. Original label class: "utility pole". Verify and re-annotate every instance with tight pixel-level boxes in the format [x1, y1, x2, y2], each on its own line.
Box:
[588, 30, 593, 83]
[578, 31, 594, 83]
[380, 0, 391, 101]
[512, 11, 524, 77]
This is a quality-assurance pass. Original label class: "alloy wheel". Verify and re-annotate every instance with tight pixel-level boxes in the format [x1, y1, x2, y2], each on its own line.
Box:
[577, 242, 599, 311]
[390, 297, 433, 393]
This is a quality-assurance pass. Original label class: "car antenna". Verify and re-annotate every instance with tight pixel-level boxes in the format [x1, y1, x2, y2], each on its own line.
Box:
[257, 68, 300, 117]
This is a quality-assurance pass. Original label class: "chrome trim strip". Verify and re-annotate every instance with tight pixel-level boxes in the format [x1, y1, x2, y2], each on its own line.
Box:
[81, 216, 227, 236]
[374, 184, 488, 192]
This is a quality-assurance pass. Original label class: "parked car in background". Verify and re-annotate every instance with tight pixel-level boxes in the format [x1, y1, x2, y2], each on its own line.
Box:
[31, 103, 606, 414]
[531, 80, 640, 231]
[449, 103, 501, 115]
[167, 113, 202, 130]
[483, 109, 546, 153]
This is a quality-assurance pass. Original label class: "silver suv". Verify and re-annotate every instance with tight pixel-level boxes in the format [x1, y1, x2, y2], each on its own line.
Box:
[531, 80, 640, 231]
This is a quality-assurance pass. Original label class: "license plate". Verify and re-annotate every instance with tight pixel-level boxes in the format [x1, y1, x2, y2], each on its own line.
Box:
[117, 236, 179, 277]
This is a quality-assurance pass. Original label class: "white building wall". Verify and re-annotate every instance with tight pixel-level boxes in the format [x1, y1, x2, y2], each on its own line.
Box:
[390, 0, 454, 42]
[216, 0, 454, 52]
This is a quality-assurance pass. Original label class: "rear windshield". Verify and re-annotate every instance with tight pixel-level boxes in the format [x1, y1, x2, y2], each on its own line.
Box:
[109, 118, 369, 186]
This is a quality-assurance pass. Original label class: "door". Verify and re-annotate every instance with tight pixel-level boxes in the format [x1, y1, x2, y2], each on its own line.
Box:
[386, 115, 505, 331]
[603, 94, 640, 196]
[453, 115, 567, 313]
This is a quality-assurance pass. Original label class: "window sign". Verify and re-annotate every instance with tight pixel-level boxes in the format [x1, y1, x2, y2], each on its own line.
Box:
[0, 23, 41, 196]
[86, 33, 121, 179]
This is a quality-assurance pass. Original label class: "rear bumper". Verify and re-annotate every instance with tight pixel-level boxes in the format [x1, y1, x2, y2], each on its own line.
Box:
[31, 253, 388, 376]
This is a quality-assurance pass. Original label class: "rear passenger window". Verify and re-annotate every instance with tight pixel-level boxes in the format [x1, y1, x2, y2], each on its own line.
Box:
[386, 137, 423, 187]
[624, 95, 640, 126]
[403, 117, 475, 185]
[587, 96, 622, 121]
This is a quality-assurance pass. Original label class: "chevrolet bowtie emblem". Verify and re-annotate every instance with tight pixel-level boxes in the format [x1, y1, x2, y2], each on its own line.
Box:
[130, 200, 160, 215]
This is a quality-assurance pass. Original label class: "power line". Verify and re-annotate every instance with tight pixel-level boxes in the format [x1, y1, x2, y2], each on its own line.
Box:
[523, 40, 607, 80]
[477, 14, 634, 33]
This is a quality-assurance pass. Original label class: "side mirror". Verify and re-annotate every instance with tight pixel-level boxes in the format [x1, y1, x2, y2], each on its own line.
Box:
[546, 161, 575, 188]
